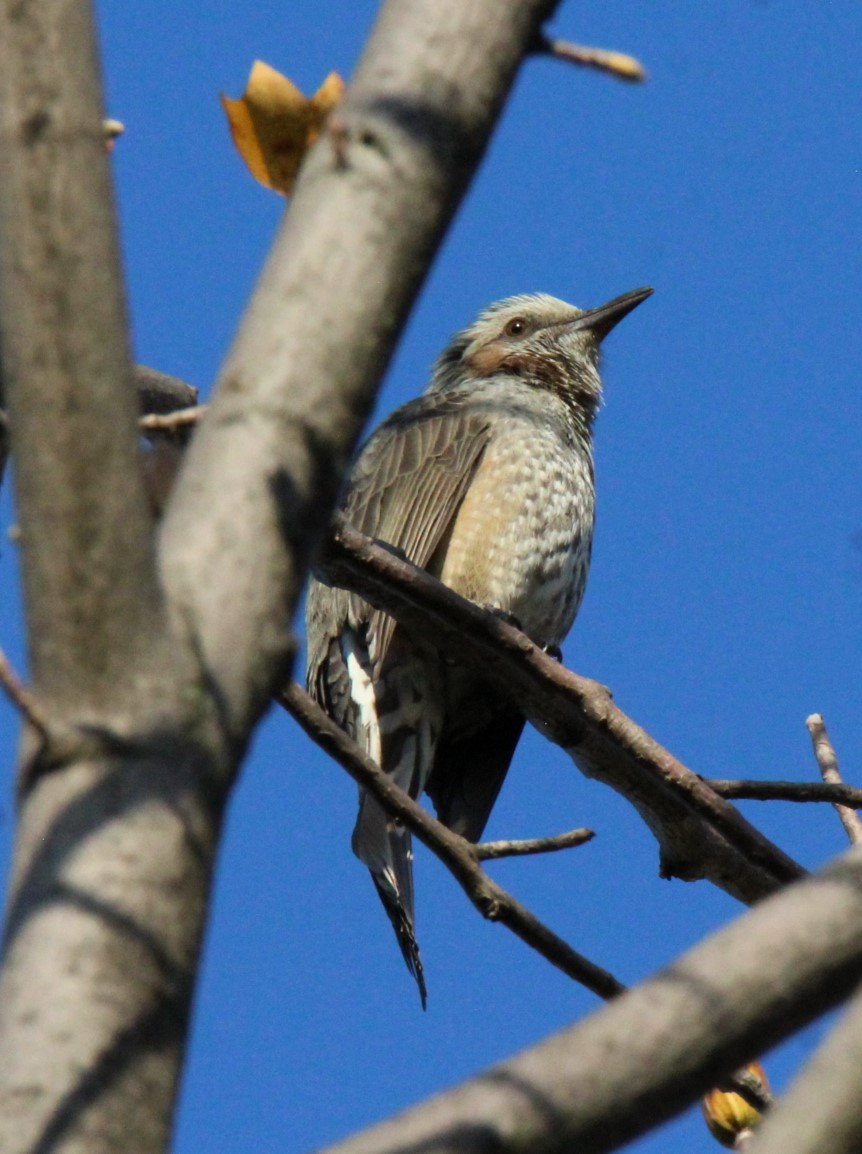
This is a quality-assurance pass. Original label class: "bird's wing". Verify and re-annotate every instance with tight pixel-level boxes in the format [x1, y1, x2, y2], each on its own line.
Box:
[426, 706, 526, 843]
[304, 393, 494, 1005]
[339, 394, 494, 668]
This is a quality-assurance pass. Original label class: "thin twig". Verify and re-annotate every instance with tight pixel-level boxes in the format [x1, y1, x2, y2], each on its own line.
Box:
[475, 827, 594, 861]
[279, 681, 625, 1001]
[706, 778, 862, 808]
[806, 714, 862, 845]
[0, 644, 51, 743]
[534, 32, 647, 83]
[282, 681, 771, 1109]
[139, 405, 206, 434]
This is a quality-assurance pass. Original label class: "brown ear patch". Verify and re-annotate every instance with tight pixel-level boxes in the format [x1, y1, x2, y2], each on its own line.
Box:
[464, 341, 510, 377]
[466, 345, 567, 390]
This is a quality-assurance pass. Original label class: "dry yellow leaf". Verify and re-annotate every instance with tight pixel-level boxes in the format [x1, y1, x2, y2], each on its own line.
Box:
[221, 61, 344, 195]
[702, 1061, 771, 1148]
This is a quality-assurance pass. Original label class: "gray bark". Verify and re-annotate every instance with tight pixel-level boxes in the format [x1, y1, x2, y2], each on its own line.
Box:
[0, 0, 562, 1150]
[316, 844, 862, 1154]
[747, 976, 862, 1154]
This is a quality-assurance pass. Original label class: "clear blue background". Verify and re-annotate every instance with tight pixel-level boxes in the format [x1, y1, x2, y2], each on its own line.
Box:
[1, 2, 861, 1151]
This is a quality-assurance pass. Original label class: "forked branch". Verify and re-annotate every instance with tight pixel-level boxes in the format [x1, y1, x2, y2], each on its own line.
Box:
[314, 516, 804, 906]
[280, 682, 624, 1000]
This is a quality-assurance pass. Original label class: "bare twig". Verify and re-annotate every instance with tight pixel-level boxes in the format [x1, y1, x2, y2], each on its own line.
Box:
[139, 405, 206, 435]
[475, 827, 594, 861]
[279, 682, 625, 1001]
[316, 841, 862, 1154]
[534, 32, 647, 82]
[806, 714, 862, 845]
[284, 680, 769, 1112]
[0, 645, 51, 744]
[706, 779, 862, 809]
[318, 517, 805, 905]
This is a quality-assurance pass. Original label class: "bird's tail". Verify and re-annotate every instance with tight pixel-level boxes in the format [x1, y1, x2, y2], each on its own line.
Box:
[338, 627, 440, 1008]
[353, 794, 427, 1009]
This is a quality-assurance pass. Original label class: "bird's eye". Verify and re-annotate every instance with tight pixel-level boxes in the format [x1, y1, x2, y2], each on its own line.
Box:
[504, 317, 528, 337]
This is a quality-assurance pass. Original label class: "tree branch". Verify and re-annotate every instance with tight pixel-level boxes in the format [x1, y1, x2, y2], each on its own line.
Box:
[475, 828, 594, 861]
[0, 643, 51, 746]
[806, 714, 862, 845]
[318, 843, 862, 1154]
[746, 975, 862, 1154]
[282, 684, 772, 1118]
[0, 0, 161, 711]
[280, 683, 624, 1001]
[705, 779, 862, 807]
[0, 2, 568, 1151]
[534, 33, 647, 82]
[316, 517, 804, 905]
[157, 0, 564, 741]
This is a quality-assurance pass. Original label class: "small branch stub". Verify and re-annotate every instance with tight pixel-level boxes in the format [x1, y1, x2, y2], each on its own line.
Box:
[475, 827, 594, 860]
[535, 33, 647, 83]
[0, 644, 51, 745]
[139, 405, 207, 436]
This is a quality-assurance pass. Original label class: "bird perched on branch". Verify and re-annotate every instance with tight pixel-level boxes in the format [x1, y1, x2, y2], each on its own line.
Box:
[306, 286, 652, 1006]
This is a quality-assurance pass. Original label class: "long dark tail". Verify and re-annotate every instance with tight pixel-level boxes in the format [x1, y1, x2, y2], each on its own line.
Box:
[372, 878, 427, 1010]
[333, 625, 440, 1008]
[353, 793, 427, 1008]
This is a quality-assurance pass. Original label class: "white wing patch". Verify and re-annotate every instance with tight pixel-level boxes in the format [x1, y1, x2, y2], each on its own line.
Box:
[342, 631, 382, 769]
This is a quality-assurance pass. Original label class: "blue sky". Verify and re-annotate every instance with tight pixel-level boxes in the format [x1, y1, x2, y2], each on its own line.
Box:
[2, 2, 861, 1151]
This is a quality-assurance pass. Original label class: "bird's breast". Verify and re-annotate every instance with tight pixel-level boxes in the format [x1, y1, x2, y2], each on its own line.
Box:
[433, 425, 595, 647]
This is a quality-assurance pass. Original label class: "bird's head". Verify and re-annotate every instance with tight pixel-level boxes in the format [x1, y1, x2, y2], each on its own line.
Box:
[429, 287, 653, 423]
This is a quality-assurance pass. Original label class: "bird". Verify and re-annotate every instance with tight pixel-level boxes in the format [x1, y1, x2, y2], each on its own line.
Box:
[305, 286, 652, 1006]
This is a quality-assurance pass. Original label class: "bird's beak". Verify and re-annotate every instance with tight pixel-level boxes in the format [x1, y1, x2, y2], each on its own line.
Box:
[570, 286, 654, 342]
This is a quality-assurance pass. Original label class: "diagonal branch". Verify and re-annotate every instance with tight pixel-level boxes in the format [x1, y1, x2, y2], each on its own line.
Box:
[746, 970, 862, 1154]
[157, 0, 566, 741]
[317, 843, 862, 1154]
[0, 2, 570, 1151]
[316, 517, 804, 906]
[0, 643, 51, 746]
[280, 683, 624, 1001]
[281, 685, 772, 1117]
